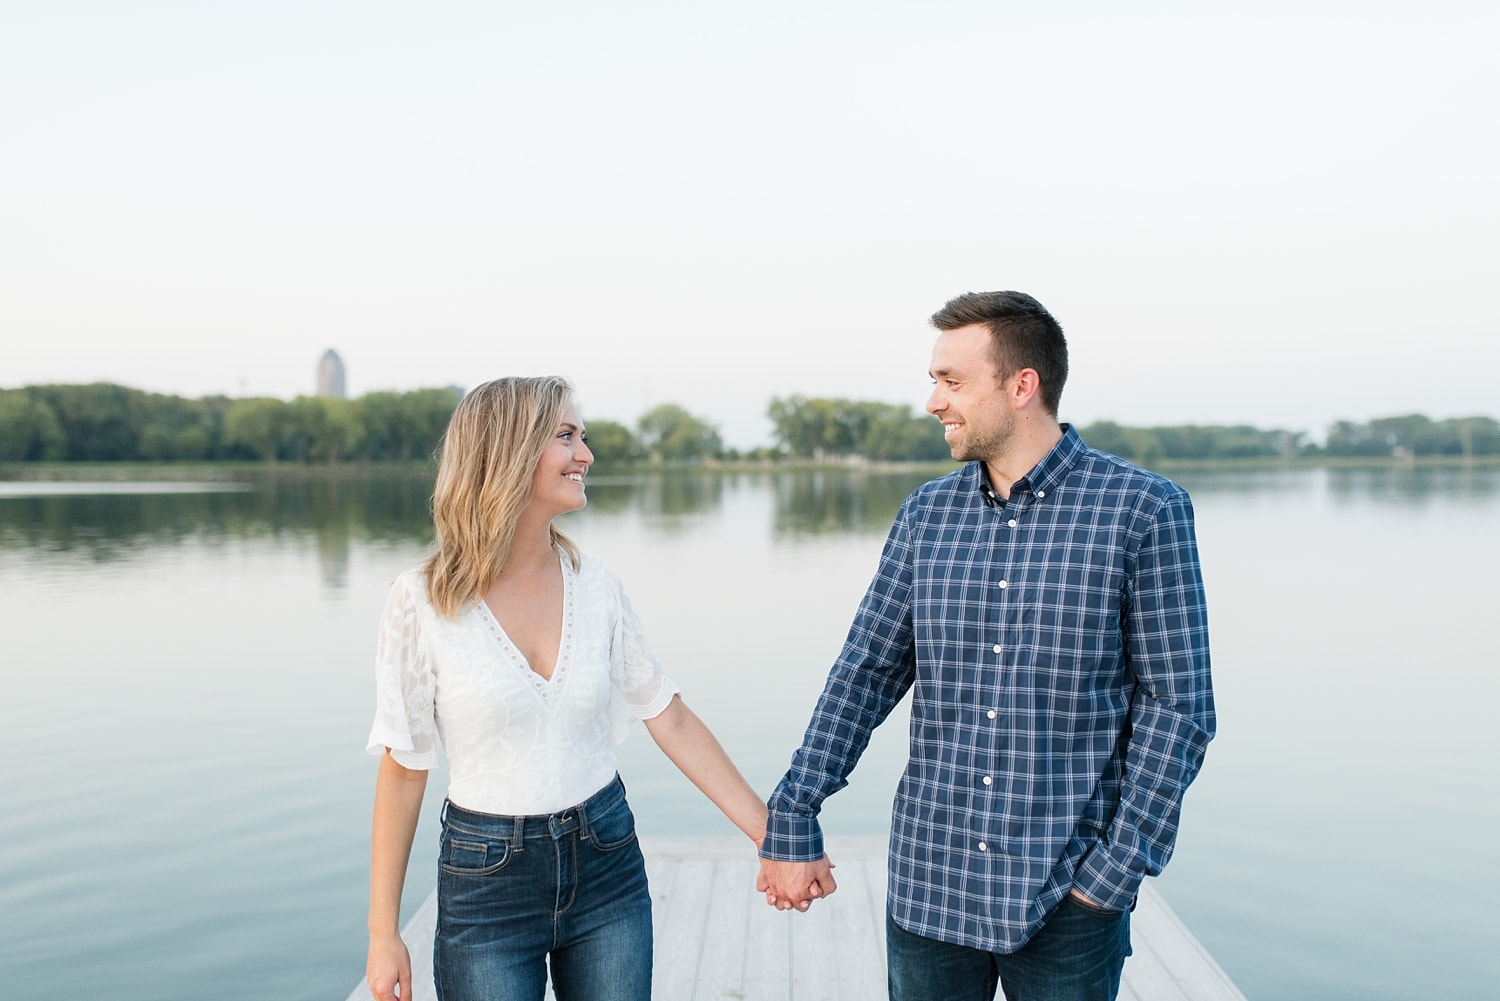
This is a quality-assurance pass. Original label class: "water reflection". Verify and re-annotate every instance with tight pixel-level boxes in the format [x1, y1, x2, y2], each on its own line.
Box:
[1323, 463, 1500, 505]
[1159, 463, 1500, 504]
[5, 464, 1493, 570]
[0, 477, 438, 564]
[771, 468, 938, 536]
[624, 473, 727, 519]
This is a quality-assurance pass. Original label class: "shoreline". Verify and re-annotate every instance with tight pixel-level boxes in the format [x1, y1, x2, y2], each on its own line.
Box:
[4, 453, 1499, 483]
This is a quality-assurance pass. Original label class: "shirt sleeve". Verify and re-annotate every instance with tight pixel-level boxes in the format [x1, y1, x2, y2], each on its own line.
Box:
[606, 572, 679, 743]
[1073, 485, 1216, 909]
[760, 501, 920, 862]
[365, 575, 439, 770]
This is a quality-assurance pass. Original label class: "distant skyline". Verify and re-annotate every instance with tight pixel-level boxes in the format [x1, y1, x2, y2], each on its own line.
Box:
[3, 2, 1496, 448]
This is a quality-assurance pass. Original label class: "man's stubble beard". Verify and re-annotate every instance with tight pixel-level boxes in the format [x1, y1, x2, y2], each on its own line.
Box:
[948, 409, 1016, 465]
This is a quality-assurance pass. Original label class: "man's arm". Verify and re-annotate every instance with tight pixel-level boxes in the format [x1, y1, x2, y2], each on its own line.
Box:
[1073, 486, 1216, 911]
[758, 505, 920, 906]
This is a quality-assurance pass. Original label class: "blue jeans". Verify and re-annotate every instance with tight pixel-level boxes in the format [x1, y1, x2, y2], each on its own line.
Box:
[433, 775, 652, 1001]
[887, 895, 1132, 1001]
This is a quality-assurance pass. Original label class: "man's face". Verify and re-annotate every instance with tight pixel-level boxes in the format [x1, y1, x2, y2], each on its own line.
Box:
[926, 323, 1015, 463]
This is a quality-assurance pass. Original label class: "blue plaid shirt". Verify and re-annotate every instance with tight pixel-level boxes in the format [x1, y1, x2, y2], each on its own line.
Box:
[762, 426, 1215, 952]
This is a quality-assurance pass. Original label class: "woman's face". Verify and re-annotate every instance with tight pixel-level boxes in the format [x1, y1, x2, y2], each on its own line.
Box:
[526, 403, 592, 517]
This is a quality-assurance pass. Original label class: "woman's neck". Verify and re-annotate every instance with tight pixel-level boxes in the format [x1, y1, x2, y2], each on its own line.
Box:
[500, 526, 557, 577]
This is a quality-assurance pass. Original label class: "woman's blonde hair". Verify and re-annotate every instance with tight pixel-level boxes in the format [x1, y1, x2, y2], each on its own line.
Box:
[421, 375, 581, 618]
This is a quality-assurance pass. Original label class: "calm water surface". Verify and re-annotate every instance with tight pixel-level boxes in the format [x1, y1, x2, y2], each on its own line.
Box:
[1, 466, 1497, 1001]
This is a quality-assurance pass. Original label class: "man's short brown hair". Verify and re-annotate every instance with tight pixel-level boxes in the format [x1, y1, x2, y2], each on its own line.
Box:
[930, 291, 1068, 417]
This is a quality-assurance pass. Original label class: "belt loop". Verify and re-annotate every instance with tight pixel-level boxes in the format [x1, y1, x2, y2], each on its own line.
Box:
[440, 799, 450, 825]
[511, 816, 525, 852]
[577, 796, 594, 842]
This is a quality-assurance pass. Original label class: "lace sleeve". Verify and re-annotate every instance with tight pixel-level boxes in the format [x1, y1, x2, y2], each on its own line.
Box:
[365, 575, 438, 769]
[607, 574, 680, 744]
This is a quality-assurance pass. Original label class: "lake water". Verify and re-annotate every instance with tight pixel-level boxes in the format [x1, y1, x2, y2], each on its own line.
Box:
[1, 465, 1496, 1001]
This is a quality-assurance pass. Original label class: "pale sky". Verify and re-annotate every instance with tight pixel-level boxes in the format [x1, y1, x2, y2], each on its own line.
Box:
[3, 1, 1495, 448]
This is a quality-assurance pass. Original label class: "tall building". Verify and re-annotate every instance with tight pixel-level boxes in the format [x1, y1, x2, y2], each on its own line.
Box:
[317, 349, 346, 399]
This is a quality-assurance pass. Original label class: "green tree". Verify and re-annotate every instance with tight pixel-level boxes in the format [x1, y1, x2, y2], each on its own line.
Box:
[224, 397, 292, 462]
[768, 396, 848, 458]
[637, 404, 722, 462]
[582, 418, 641, 466]
[0, 389, 67, 461]
[34, 383, 141, 460]
[1077, 421, 1166, 466]
[135, 393, 217, 461]
[308, 397, 364, 464]
[284, 396, 327, 462]
[1324, 420, 1387, 457]
[359, 390, 406, 461]
[1452, 417, 1500, 457]
[1369, 414, 1435, 456]
[398, 388, 462, 463]
[860, 407, 950, 461]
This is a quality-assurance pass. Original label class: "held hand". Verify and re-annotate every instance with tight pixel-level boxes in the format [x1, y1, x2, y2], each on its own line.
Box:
[366, 930, 413, 1001]
[757, 853, 837, 911]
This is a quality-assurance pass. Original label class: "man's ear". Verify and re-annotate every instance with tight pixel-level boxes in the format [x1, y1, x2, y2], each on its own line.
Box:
[1010, 368, 1043, 410]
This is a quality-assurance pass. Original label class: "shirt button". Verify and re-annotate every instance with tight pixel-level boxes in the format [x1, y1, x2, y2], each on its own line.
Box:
[1008, 519, 1018, 528]
[997, 580, 1008, 589]
[978, 841, 988, 852]
[982, 776, 992, 786]
[1036, 490, 1046, 498]
[987, 710, 997, 719]
[992, 644, 1002, 654]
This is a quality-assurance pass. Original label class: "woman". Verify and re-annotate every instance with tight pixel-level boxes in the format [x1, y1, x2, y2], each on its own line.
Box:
[364, 376, 770, 1001]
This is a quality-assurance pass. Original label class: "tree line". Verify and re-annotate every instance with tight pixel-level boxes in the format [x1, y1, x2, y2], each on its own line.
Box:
[0, 383, 740, 466]
[1, 382, 1497, 465]
[1081, 414, 1500, 464]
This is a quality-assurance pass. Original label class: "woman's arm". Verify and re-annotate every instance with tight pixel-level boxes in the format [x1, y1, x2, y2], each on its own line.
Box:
[644, 694, 768, 845]
[366, 749, 429, 1001]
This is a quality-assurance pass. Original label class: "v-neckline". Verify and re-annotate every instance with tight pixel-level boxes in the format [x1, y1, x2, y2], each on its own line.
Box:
[474, 555, 576, 703]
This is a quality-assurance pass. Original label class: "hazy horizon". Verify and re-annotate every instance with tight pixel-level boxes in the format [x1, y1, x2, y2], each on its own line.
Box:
[4, 2, 1496, 449]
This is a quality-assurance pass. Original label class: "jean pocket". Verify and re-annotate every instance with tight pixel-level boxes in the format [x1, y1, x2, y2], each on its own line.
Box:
[586, 796, 638, 852]
[1066, 892, 1124, 917]
[440, 836, 514, 876]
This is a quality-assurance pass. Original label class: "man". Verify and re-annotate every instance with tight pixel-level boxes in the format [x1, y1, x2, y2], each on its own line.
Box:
[756, 290, 1215, 1001]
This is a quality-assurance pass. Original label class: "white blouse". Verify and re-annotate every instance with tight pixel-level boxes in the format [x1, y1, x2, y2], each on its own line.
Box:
[365, 552, 679, 815]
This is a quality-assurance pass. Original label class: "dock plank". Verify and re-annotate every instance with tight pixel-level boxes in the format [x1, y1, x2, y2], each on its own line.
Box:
[653, 857, 715, 1001]
[342, 835, 1242, 1001]
[697, 858, 753, 1000]
[741, 864, 792, 1001]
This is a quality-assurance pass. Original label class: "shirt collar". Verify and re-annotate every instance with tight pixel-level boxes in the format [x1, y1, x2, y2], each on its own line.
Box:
[969, 424, 1085, 507]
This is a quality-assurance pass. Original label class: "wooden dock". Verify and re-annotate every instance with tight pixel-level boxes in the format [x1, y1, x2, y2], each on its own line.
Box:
[344, 835, 1245, 1001]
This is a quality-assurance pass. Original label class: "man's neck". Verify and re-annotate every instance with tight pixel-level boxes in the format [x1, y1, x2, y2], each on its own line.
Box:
[983, 418, 1064, 501]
